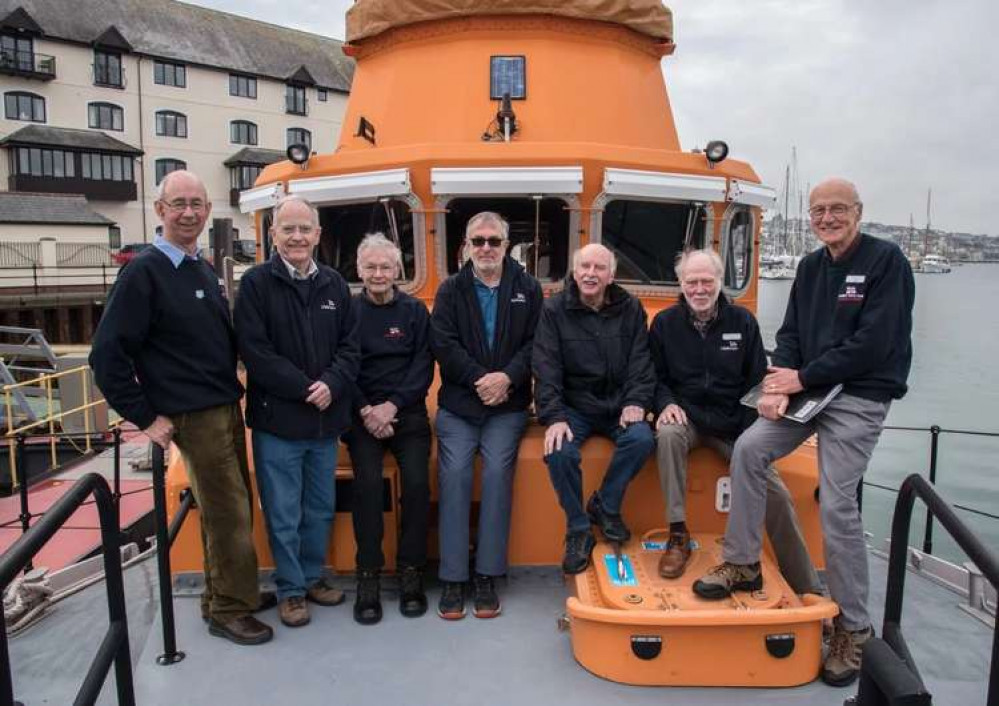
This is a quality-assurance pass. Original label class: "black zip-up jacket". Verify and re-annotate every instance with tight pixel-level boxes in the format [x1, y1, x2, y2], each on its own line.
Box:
[649, 295, 766, 440]
[533, 277, 655, 425]
[774, 233, 915, 402]
[234, 255, 360, 440]
[430, 256, 542, 422]
[90, 247, 241, 430]
[353, 288, 434, 413]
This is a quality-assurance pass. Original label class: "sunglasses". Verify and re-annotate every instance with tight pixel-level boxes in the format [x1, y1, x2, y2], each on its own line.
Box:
[469, 236, 506, 248]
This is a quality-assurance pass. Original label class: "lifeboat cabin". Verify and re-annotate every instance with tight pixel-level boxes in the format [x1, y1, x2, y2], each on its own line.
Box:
[167, 0, 838, 687]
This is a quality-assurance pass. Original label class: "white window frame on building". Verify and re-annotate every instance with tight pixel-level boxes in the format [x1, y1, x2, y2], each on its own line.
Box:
[230, 120, 258, 146]
[87, 102, 123, 131]
[155, 158, 186, 185]
[155, 110, 188, 138]
[4, 91, 45, 122]
[153, 59, 186, 88]
[287, 127, 311, 149]
[229, 73, 256, 99]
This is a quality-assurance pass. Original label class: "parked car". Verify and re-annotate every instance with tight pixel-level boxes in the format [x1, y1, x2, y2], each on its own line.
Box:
[112, 243, 151, 266]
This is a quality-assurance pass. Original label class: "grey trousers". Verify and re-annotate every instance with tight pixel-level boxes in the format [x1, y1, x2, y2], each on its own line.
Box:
[656, 421, 821, 594]
[722, 394, 890, 630]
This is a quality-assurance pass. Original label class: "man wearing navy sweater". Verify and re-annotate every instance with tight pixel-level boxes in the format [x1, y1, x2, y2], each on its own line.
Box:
[235, 195, 359, 629]
[90, 170, 272, 645]
[694, 178, 915, 687]
[344, 233, 434, 625]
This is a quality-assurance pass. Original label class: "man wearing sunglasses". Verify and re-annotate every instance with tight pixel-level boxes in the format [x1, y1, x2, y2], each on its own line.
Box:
[694, 178, 915, 687]
[91, 170, 274, 645]
[430, 211, 543, 620]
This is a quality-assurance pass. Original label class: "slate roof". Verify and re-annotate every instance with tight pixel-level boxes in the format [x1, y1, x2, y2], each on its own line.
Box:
[0, 191, 115, 225]
[0, 125, 143, 154]
[0, 0, 354, 91]
[224, 147, 287, 167]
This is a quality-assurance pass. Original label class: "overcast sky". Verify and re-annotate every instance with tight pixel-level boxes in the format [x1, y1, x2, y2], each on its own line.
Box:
[192, 0, 997, 235]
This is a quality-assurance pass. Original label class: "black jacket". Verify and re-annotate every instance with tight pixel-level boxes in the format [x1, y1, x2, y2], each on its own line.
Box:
[430, 256, 542, 422]
[90, 247, 241, 430]
[774, 233, 914, 402]
[234, 255, 360, 439]
[533, 278, 655, 425]
[649, 295, 766, 440]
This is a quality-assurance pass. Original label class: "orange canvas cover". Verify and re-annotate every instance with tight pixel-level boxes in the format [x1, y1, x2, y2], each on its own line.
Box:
[345, 0, 674, 43]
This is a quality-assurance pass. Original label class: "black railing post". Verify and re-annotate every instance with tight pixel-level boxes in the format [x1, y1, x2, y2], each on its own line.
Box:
[15, 435, 32, 573]
[31, 263, 37, 294]
[112, 426, 122, 531]
[151, 443, 185, 665]
[922, 425, 941, 555]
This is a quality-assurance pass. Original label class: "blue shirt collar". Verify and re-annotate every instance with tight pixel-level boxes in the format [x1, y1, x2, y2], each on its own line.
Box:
[154, 235, 200, 269]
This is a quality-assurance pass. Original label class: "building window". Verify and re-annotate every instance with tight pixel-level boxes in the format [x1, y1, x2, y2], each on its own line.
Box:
[1, 34, 34, 72]
[153, 60, 186, 87]
[317, 88, 327, 102]
[155, 158, 186, 184]
[81, 152, 133, 181]
[88, 102, 124, 131]
[230, 120, 257, 145]
[14, 147, 75, 177]
[94, 50, 123, 88]
[108, 225, 122, 250]
[285, 84, 307, 115]
[155, 110, 188, 138]
[4, 91, 45, 122]
[231, 164, 263, 191]
[600, 200, 708, 285]
[229, 74, 256, 99]
[287, 128, 311, 150]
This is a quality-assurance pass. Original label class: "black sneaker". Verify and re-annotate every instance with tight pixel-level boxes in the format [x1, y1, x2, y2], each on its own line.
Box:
[353, 569, 382, 625]
[437, 581, 466, 620]
[586, 494, 630, 543]
[472, 574, 501, 619]
[562, 530, 597, 574]
[399, 565, 428, 618]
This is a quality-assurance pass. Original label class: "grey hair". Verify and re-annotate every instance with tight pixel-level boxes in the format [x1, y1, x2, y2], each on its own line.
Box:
[156, 169, 206, 201]
[356, 232, 404, 274]
[675, 248, 723, 281]
[272, 194, 319, 226]
[572, 243, 618, 276]
[464, 211, 509, 241]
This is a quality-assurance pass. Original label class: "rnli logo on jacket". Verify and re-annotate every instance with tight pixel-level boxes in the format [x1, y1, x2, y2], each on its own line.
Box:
[721, 332, 742, 351]
[195, 289, 205, 299]
[320, 299, 337, 311]
[510, 292, 527, 305]
[838, 275, 866, 303]
[384, 326, 405, 340]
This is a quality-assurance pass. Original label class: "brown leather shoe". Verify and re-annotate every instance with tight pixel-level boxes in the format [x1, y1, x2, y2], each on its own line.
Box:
[307, 579, 346, 607]
[658, 531, 692, 579]
[208, 614, 274, 645]
[278, 596, 311, 627]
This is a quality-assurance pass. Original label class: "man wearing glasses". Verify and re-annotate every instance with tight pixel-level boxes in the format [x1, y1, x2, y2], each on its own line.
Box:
[91, 170, 273, 645]
[694, 178, 915, 687]
[431, 212, 542, 620]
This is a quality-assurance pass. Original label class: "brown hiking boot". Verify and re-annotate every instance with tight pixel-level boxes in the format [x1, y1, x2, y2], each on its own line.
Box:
[657, 531, 692, 579]
[307, 578, 346, 607]
[822, 623, 874, 687]
[278, 596, 311, 627]
[207, 613, 274, 645]
[692, 561, 762, 599]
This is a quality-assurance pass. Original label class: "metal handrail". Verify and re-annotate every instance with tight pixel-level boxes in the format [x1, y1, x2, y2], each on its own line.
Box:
[882, 473, 999, 705]
[150, 444, 186, 665]
[0, 473, 135, 706]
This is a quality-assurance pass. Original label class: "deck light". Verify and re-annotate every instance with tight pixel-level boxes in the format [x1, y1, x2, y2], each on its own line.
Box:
[286, 143, 311, 167]
[497, 93, 517, 142]
[705, 140, 729, 166]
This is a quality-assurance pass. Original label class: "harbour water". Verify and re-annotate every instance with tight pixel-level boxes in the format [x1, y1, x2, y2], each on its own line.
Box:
[758, 262, 999, 564]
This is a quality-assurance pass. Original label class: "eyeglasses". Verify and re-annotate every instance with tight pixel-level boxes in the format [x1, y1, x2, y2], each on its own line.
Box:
[161, 199, 207, 213]
[360, 263, 396, 273]
[469, 236, 506, 248]
[808, 203, 856, 219]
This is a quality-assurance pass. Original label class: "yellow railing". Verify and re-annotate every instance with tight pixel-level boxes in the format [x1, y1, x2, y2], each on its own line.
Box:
[3, 365, 117, 490]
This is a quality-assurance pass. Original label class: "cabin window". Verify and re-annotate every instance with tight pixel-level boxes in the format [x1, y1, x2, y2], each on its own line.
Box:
[599, 200, 708, 285]
[490, 56, 526, 100]
[723, 207, 753, 292]
[315, 199, 416, 283]
[442, 197, 570, 281]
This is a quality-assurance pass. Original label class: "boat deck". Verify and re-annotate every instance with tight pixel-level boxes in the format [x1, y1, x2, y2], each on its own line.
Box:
[8, 551, 992, 705]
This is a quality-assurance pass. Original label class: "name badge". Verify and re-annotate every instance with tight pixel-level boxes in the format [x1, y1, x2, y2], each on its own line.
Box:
[722, 333, 742, 341]
[845, 274, 866, 283]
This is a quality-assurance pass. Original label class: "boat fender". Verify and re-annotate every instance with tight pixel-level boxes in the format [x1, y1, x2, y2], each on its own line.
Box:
[764, 633, 796, 659]
[631, 635, 663, 660]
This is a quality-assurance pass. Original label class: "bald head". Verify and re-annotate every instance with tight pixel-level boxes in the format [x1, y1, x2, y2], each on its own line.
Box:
[572, 243, 617, 309]
[157, 169, 208, 202]
[810, 178, 861, 207]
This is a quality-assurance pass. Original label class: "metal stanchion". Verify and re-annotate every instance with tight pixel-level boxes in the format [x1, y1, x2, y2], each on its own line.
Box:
[15, 435, 32, 574]
[112, 426, 122, 531]
[922, 425, 940, 555]
[151, 443, 185, 665]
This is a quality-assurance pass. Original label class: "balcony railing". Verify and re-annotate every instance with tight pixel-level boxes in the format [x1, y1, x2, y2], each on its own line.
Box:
[0, 49, 56, 80]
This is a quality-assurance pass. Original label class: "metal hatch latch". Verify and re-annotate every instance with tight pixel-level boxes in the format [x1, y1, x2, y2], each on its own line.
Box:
[631, 635, 663, 660]
[765, 632, 796, 658]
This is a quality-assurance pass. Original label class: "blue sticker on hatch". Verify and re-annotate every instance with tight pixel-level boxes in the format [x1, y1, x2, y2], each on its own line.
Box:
[603, 554, 637, 586]
[641, 539, 700, 551]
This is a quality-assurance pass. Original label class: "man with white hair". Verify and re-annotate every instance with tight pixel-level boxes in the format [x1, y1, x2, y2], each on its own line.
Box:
[694, 178, 915, 687]
[533, 243, 656, 574]
[344, 233, 434, 625]
[650, 248, 818, 593]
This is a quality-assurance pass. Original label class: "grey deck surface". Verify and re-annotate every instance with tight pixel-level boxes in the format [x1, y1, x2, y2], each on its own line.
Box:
[8, 553, 992, 706]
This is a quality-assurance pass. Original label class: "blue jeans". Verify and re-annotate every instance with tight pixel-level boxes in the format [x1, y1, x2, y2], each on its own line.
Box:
[544, 407, 655, 534]
[252, 430, 337, 600]
[435, 407, 528, 582]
